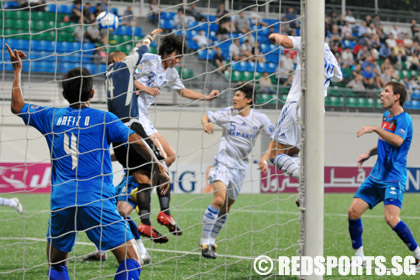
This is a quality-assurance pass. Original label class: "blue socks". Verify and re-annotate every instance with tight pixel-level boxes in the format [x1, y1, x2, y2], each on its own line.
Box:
[48, 264, 70, 280]
[393, 221, 418, 251]
[272, 154, 300, 179]
[349, 218, 363, 249]
[115, 259, 141, 280]
[126, 217, 141, 240]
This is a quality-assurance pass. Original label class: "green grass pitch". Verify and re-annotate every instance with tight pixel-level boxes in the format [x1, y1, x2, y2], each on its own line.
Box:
[1, 193, 420, 279]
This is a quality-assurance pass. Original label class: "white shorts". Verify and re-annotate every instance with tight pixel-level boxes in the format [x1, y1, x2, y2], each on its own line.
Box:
[272, 101, 301, 149]
[208, 165, 246, 200]
[138, 113, 158, 136]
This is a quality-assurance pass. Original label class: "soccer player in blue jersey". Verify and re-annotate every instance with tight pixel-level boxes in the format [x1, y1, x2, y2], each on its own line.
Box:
[7, 43, 169, 280]
[348, 81, 420, 269]
[260, 22, 342, 181]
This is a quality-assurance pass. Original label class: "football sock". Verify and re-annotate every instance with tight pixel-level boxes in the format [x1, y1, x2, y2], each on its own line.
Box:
[126, 217, 141, 240]
[115, 259, 141, 280]
[157, 188, 171, 215]
[136, 184, 152, 226]
[200, 204, 220, 245]
[272, 154, 300, 179]
[209, 214, 228, 245]
[0, 197, 16, 208]
[48, 264, 70, 280]
[412, 246, 420, 260]
[393, 221, 418, 251]
[136, 239, 148, 256]
[349, 218, 363, 250]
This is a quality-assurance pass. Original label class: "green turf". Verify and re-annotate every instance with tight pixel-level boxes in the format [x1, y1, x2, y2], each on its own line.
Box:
[1, 193, 420, 279]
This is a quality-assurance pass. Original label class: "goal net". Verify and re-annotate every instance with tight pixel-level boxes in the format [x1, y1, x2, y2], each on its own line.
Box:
[0, 0, 305, 279]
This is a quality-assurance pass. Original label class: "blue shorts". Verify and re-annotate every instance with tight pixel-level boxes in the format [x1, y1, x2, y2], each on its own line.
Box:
[115, 175, 138, 208]
[47, 203, 134, 252]
[354, 176, 404, 209]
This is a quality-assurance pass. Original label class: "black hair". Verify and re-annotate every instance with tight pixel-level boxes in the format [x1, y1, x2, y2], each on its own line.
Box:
[235, 82, 256, 107]
[158, 34, 188, 57]
[62, 67, 93, 104]
[386, 81, 407, 106]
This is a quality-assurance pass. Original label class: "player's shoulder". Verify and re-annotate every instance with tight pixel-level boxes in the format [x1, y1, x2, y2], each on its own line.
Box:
[141, 53, 160, 63]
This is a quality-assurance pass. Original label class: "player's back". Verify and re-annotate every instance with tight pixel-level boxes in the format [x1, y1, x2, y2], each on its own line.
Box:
[20, 104, 130, 209]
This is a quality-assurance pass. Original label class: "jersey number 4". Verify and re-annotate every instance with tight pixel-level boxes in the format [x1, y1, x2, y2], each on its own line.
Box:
[64, 133, 79, 170]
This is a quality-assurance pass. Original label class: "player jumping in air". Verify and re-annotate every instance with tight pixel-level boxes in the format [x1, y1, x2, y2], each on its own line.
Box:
[199, 82, 274, 259]
[7, 43, 169, 280]
[348, 81, 420, 270]
[260, 21, 342, 183]
[134, 34, 219, 242]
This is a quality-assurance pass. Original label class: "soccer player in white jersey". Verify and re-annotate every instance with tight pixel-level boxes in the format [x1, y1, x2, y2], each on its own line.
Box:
[199, 82, 274, 259]
[260, 22, 342, 181]
[0, 197, 23, 214]
[134, 34, 219, 241]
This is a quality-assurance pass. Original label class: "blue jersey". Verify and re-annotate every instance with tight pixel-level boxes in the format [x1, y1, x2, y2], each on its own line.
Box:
[370, 111, 412, 184]
[19, 104, 134, 210]
[106, 45, 148, 121]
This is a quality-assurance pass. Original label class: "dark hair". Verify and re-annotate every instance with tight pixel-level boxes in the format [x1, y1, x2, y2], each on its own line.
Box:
[386, 81, 407, 106]
[235, 82, 255, 107]
[158, 34, 188, 57]
[62, 68, 93, 104]
[325, 19, 331, 38]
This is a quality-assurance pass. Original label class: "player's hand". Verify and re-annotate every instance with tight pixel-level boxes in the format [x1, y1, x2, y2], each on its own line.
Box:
[205, 90, 219, 101]
[356, 126, 375, 137]
[268, 33, 283, 45]
[144, 87, 161, 97]
[203, 122, 214, 134]
[143, 28, 162, 46]
[357, 152, 370, 168]
[258, 158, 269, 174]
[5, 44, 26, 72]
[153, 162, 170, 195]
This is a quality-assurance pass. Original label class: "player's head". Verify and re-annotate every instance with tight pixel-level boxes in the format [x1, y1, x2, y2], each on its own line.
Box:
[158, 34, 188, 69]
[382, 81, 407, 108]
[108, 51, 126, 64]
[62, 67, 94, 105]
[234, 82, 255, 109]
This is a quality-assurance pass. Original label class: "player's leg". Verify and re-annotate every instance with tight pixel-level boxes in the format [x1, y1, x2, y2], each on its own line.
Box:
[0, 197, 23, 214]
[270, 141, 300, 179]
[152, 131, 176, 167]
[156, 188, 182, 235]
[46, 243, 70, 280]
[112, 240, 142, 280]
[384, 187, 420, 265]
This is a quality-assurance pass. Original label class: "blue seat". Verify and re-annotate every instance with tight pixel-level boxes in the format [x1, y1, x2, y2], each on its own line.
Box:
[4, 1, 19, 9]
[57, 5, 70, 14]
[48, 4, 57, 12]
[197, 49, 215, 60]
[134, 27, 142, 36]
[260, 43, 269, 54]
[160, 12, 175, 20]
[187, 40, 198, 50]
[160, 19, 174, 30]
[411, 93, 420, 101]
[98, 64, 107, 73]
[84, 63, 97, 74]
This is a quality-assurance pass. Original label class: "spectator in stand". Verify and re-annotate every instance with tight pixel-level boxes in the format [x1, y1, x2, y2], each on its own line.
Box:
[123, 6, 137, 26]
[411, 19, 420, 39]
[244, 33, 255, 48]
[341, 20, 354, 40]
[330, 24, 342, 45]
[229, 39, 245, 61]
[280, 51, 294, 75]
[379, 44, 391, 60]
[394, 41, 407, 62]
[86, 22, 105, 44]
[82, 2, 94, 24]
[352, 64, 362, 78]
[250, 6, 268, 27]
[369, 47, 379, 61]
[174, 10, 189, 30]
[362, 64, 376, 89]
[373, 66, 385, 88]
[344, 10, 356, 28]
[93, 3, 102, 18]
[409, 75, 420, 91]
[186, 3, 204, 22]
[411, 42, 420, 56]
[357, 46, 370, 64]
[403, 33, 413, 49]
[385, 34, 397, 49]
[368, 33, 381, 50]
[372, 14, 381, 28]
[92, 46, 107, 64]
[358, 21, 368, 39]
[387, 49, 401, 70]
[381, 58, 393, 73]
[149, 0, 159, 26]
[365, 15, 373, 27]
[346, 74, 365, 91]
[216, 2, 229, 24]
[342, 46, 354, 67]
[100, 0, 108, 12]
[376, 25, 388, 44]
[284, 7, 299, 30]
[213, 47, 226, 73]
[252, 42, 265, 63]
[380, 68, 393, 85]
[235, 11, 251, 34]
[73, 18, 85, 42]
[70, 1, 82, 23]
[366, 22, 376, 37]
[276, 60, 291, 84]
[193, 30, 211, 49]
[280, 16, 291, 35]
[390, 24, 402, 39]
[408, 53, 420, 71]
[259, 72, 276, 94]
[241, 40, 253, 62]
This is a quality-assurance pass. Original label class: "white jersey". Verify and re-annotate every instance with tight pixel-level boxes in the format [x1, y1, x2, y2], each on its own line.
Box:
[285, 36, 342, 104]
[134, 53, 185, 116]
[208, 107, 274, 170]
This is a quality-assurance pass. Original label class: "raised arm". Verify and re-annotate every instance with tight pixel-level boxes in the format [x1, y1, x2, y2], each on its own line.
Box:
[177, 88, 219, 101]
[268, 33, 294, 49]
[6, 44, 27, 114]
[357, 126, 403, 147]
